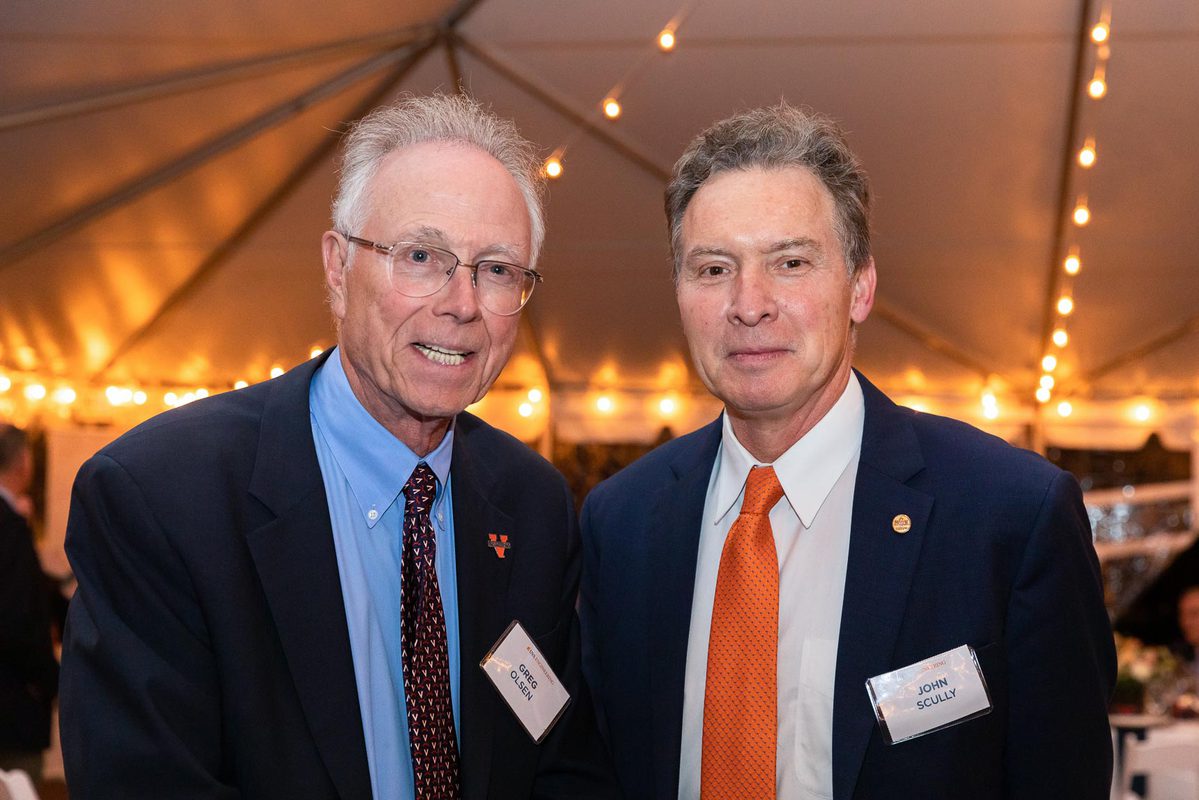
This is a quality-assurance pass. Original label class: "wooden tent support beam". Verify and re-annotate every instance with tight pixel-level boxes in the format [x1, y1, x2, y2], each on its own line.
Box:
[0, 43, 424, 275]
[0, 26, 431, 133]
[1080, 312, 1199, 386]
[870, 298, 997, 380]
[1036, 0, 1095, 362]
[93, 37, 442, 380]
[452, 32, 673, 184]
[444, 32, 466, 92]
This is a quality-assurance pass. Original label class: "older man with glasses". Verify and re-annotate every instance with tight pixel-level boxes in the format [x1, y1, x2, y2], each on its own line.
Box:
[60, 94, 618, 800]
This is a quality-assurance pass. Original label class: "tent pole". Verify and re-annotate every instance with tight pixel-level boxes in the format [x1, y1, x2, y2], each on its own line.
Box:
[93, 36, 441, 380]
[0, 44, 423, 275]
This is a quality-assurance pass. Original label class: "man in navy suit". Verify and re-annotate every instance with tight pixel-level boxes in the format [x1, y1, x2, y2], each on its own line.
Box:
[580, 104, 1115, 799]
[61, 94, 617, 799]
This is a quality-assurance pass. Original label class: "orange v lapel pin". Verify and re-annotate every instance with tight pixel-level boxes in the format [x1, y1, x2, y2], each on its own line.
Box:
[487, 533, 511, 558]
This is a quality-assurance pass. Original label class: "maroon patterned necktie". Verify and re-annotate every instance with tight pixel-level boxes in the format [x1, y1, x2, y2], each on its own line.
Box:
[401, 462, 461, 798]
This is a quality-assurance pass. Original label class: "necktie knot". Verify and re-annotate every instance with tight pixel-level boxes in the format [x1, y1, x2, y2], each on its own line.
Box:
[403, 462, 438, 516]
[742, 465, 784, 517]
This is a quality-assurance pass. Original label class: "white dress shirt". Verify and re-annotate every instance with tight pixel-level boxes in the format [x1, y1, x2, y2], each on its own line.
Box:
[679, 373, 865, 800]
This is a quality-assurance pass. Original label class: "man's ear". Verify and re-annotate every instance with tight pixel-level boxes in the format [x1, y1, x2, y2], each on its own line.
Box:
[322, 230, 350, 320]
[850, 257, 877, 324]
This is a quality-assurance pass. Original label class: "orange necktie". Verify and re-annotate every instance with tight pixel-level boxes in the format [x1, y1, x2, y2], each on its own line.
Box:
[702, 465, 785, 799]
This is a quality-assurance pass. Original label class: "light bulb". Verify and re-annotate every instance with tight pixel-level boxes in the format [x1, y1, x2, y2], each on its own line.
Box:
[528, 388, 544, 403]
[1042, 354, 1058, 372]
[1035, 386, 1051, 403]
[1088, 77, 1106, 99]
[544, 157, 563, 179]
[658, 397, 678, 416]
[1072, 200, 1090, 226]
[603, 98, 622, 120]
[658, 29, 676, 51]
[596, 395, 614, 413]
[1090, 22, 1109, 43]
[1064, 252, 1081, 275]
[1057, 296, 1075, 316]
[1077, 140, 1097, 168]
[1052, 328, 1069, 348]
[24, 383, 46, 401]
[518, 402, 534, 418]
[1057, 401, 1073, 417]
[1040, 375, 1055, 390]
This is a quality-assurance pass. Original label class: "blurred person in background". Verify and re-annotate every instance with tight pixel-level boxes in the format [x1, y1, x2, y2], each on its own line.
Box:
[0, 423, 59, 784]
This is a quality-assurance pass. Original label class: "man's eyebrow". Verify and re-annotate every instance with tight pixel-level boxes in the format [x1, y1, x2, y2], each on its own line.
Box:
[764, 237, 822, 254]
[399, 226, 525, 263]
[684, 246, 736, 261]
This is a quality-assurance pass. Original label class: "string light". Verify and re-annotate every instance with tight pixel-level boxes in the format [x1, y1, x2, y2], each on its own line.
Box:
[134, 390, 148, 405]
[658, 29, 676, 51]
[1057, 401, 1073, 417]
[1040, 375, 1055, 390]
[1088, 64, 1107, 99]
[1063, 250, 1081, 276]
[269, 365, 284, 379]
[595, 395, 614, 414]
[1057, 295, 1074, 316]
[1132, 403, 1152, 422]
[658, 396, 677, 416]
[1042, 354, 1058, 372]
[24, 383, 46, 401]
[527, 388, 544, 403]
[543, 156, 563, 179]
[1077, 138, 1097, 168]
[603, 98, 622, 120]
[0, 375, 10, 393]
[51, 386, 77, 405]
[1035, 386, 1051, 404]
[1072, 197, 1090, 226]
[518, 402, 534, 418]
[234, 380, 249, 390]
[1052, 328, 1069, 348]
[1091, 22, 1110, 44]
[309, 346, 324, 359]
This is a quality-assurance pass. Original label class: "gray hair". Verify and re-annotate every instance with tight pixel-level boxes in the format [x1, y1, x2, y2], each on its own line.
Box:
[665, 102, 871, 280]
[331, 93, 547, 265]
[0, 424, 28, 472]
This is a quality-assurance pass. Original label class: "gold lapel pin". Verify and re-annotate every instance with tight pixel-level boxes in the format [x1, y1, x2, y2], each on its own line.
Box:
[891, 514, 912, 534]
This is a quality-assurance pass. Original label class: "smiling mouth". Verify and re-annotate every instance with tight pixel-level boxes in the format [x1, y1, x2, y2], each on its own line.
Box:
[415, 343, 470, 366]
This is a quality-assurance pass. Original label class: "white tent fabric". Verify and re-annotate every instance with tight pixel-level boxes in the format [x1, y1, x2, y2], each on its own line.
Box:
[1, 0, 1197, 447]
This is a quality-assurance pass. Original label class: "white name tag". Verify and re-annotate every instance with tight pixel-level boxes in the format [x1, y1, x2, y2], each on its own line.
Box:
[479, 620, 571, 743]
[865, 644, 992, 744]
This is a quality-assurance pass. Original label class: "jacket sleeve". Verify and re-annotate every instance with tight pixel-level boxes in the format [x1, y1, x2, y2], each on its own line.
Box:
[1002, 470, 1116, 798]
[59, 453, 241, 799]
[529, 478, 621, 800]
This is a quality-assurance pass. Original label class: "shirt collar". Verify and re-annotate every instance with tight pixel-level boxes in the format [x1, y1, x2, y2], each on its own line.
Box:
[310, 347, 454, 528]
[712, 372, 865, 528]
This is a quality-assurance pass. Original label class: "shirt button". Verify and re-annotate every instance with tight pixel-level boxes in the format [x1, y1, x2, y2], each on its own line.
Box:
[367, 508, 379, 521]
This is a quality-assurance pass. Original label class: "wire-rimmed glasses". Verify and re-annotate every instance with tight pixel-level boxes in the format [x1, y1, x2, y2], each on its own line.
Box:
[344, 235, 542, 316]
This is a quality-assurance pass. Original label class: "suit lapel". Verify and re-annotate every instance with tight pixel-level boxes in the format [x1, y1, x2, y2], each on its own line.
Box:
[245, 353, 372, 800]
[832, 374, 933, 800]
[648, 419, 722, 799]
[449, 416, 515, 799]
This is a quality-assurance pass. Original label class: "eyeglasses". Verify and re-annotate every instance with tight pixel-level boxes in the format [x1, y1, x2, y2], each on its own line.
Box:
[344, 236, 542, 316]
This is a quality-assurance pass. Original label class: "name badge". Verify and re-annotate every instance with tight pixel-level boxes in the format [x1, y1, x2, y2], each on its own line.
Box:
[479, 620, 571, 743]
[865, 644, 992, 744]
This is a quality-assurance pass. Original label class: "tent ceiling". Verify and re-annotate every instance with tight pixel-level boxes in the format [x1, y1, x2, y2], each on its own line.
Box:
[1, 0, 1197, 439]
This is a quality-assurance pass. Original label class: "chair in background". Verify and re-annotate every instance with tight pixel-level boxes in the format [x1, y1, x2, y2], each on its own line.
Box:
[0, 769, 39, 800]
[1123, 727, 1199, 800]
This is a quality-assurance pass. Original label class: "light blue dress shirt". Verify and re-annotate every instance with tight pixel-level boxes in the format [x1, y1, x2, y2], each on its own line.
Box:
[309, 349, 461, 800]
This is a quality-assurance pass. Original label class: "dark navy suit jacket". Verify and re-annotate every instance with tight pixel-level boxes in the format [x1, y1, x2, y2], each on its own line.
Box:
[580, 372, 1115, 799]
[0, 494, 58, 752]
[60, 353, 617, 799]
